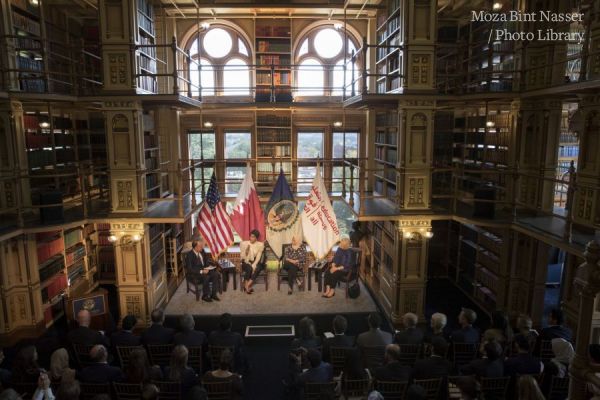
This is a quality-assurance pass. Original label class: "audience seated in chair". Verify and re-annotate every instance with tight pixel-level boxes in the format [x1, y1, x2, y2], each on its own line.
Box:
[174, 314, 206, 348]
[56, 378, 81, 400]
[125, 348, 162, 384]
[280, 236, 307, 295]
[68, 309, 109, 347]
[49, 348, 75, 385]
[504, 334, 543, 376]
[208, 313, 246, 373]
[456, 376, 484, 400]
[539, 308, 572, 342]
[322, 234, 355, 299]
[373, 344, 412, 382]
[202, 349, 243, 399]
[517, 375, 545, 400]
[290, 348, 333, 389]
[322, 315, 355, 362]
[111, 315, 141, 351]
[141, 383, 159, 400]
[240, 229, 266, 294]
[483, 311, 514, 351]
[185, 237, 221, 302]
[515, 314, 539, 353]
[412, 337, 453, 380]
[395, 313, 424, 345]
[141, 308, 175, 346]
[11, 346, 42, 383]
[77, 345, 123, 383]
[460, 341, 504, 378]
[291, 316, 323, 351]
[356, 313, 393, 350]
[450, 308, 480, 344]
[164, 345, 199, 396]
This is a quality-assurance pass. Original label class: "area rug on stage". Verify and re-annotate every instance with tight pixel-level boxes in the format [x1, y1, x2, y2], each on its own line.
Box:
[164, 273, 378, 316]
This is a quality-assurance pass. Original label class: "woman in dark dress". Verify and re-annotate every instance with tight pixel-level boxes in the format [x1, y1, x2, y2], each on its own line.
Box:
[164, 345, 199, 396]
[202, 349, 243, 399]
[12, 346, 42, 383]
[283, 235, 306, 295]
[323, 234, 354, 299]
[126, 348, 162, 384]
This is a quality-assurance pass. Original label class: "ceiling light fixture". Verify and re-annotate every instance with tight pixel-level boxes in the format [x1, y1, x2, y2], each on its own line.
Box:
[486, 121, 495, 128]
[333, 121, 343, 127]
[39, 121, 50, 129]
[204, 121, 213, 128]
[492, 2, 502, 10]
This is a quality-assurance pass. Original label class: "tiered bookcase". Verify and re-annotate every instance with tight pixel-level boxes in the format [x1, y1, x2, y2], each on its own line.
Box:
[10, 0, 45, 92]
[165, 223, 185, 296]
[369, 220, 397, 315]
[374, 111, 399, 200]
[255, 20, 292, 102]
[136, 0, 157, 93]
[375, 0, 403, 93]
[255, 111, 292, 193]
[96, 223, 115, 282]
[446, 222, 509, 314]
[143, 111, 161, 204]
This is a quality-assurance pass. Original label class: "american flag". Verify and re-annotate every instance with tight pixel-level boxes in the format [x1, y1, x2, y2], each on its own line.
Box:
[197, 173, 233, 256]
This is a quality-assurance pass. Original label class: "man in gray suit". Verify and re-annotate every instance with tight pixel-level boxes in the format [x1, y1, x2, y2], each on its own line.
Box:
[356, 313, 393, 349]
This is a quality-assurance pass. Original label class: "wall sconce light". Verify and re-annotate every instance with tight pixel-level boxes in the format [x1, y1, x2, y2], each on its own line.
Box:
[29, 0, 39, 5]
[201, 22, 211, 30]
[333, 121, 343, 127]
[39, 120, 50, 129]
[424, 231, 434, 239]
[404, 232, 414, 240]
[486, 121, 495, 128]
[108, 232, 143, 244]
[204, 121, 213, 128]
[492, 2, 502, 10]
[108, 235, 118, 243]
[132, 234, 142, 242]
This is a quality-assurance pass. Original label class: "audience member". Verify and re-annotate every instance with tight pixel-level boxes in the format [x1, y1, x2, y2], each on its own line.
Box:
[78, 345, 123, 383]
[49, 348, 75, 384]
[56, 379, 80, 400]
[367, 391, 385, 400]
[291, 316, 322, 350]
[406, 384, 427, 400]
[545, 338, 574, 378]
[12, 345, 41, 383]
[341, 348, 368, 383]
[322, 315, 355, 362]
[450, 308, 480, 344]
[460, 340, 504, 378]
[483, 310, 514, 349]
[291, 348, 333, 387]
[67, 309, 108, 346]
[516, 314, 539, 352]
[539, 308, 572, 342]
[456, 376, 483, 400]
[32, 371, 54, 400]
[356, 313, 393, 349]
[518, 375, 546, 400]
[164, 345, 199, 395]
[426, 313, 448, 341]
[395, 313, 424, 345]
[504, 334, 543, 376]
[174, 314, 206, 348]
[111, 315, 141, 350]
[373, 344, 411, 382]
[412, 337, 453, 379]
[0, 389, 20, 400]
[141, 309, 175, 346]
[202, 349, 243, 399]
[125, 348, 162, 384]
[141, 383, 159, 400]
[208, 313, 245, 372]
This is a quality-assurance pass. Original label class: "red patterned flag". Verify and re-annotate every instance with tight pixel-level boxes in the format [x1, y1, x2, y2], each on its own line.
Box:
[230, 164, 265, 241]
[197, 173, 234, 256]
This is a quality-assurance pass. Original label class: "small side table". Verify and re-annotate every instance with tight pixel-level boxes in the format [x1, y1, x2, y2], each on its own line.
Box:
[308, 261, 328, 292]
[219, 259, 237, 292]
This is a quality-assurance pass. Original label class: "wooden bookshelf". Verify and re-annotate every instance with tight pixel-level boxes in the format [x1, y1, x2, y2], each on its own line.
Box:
[143, 111, 161, 205]
[369, 220, 397, 315]
[374, 111, 399, 201]
[255, 111, 292, 193]
[10, 0, 44, 92]
[255, 20, 292, 102]
[136, 0, 157, 93]
[96, 223, 115, 282]
[375, 0, 403, 93]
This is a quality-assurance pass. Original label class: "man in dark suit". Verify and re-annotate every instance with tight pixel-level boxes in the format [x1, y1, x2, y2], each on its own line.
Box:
[505, 334, 543, 376]
[356, 313, 393, 350]
[373, 344, 412, 382]
[78, 345, 123, 383]
[450, 308, 480, 344]
[292, 348, 333, 386]
[323, 315, 355, 362]
[141, 308, 174, 346]
[111, 314, 141, 352]
[185, 237, 220, 302]
[395, 313, 424, 345]
[208, 313, 246, 372]
[68, 309, 109, 346]
[460, 341, 504, 378]
[174, 313, 206, 348]
[412, 337, 453, 380]
[539, 308, 572, 342]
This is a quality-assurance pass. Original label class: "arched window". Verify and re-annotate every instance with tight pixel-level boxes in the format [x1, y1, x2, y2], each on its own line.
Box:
[186, 25, 252, 96]
[294, 24, 360, 97]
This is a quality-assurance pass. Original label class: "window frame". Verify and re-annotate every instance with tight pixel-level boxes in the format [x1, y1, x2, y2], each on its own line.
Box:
[224, 130, 252, 194]
[187, 129, 216, 194]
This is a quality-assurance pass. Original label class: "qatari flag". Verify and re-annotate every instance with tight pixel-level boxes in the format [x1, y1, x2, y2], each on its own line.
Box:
[229, 164, 265, 241]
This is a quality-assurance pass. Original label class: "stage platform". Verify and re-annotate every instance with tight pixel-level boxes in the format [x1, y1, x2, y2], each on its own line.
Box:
[164, 272, 378, 318]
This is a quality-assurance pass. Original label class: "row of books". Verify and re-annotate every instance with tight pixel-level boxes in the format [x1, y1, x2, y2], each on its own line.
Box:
[64, 229, 83, 249]
[256, 72, 291, 85]
[37, 236, 64, 265]
[15, 36, 42, 51]
[558, 145, 579, 158]
[139, 35, 156, 58]
[39, 256, 64, 282]
[257, 131, 291, 142]
[12, 11, 41, 35]
[257, 162, 291, 173]
[374, 148, 397, 164]
[138, 11, 154, 35]
[144, 135, 158, 149]
[257, 145, 291, 157]
[256, 26, 290, 37]
[257, 41, 290, 53]
[67, 261, 85, 285]
[376, 112, 399, 127]
[258, 55, 290, 66]
[257, 114, 291, 127]
[16, 56, 42, 72]
[11, 0, 40, 16]
[146, 157, 159, 170]
[65, 244, 85, 267]
[150, 237, 164, 258]
[138, 76, 157, 93]
[146, 173, 160, 189]
[139, 53, 157, 72]
[375, 132, 397, 145]
[41, 273, 67, 303]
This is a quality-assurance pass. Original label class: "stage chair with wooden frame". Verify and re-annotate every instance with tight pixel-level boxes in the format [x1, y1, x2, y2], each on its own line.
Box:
[481, 376, 511, 400]
[539, 340, 555, 362]
[360, 345, 386, 372]
[329, 346, 354, 377]
[116, 346, 142, 370]
[187, 345, 203, 373]
[209, 345, 236, 370]
[113, 382, 142, 400]
[72, 343, 95, 368]
[203, 380, 234, 400]
[547, 375, 569, 400]
[452, 342, 479, 369]
[413, 377, 443, 400]
[147, 344, 174, 367]
[182, 250, 204, 301]
[239, 249, 268, 291]
[80, 383, 111, 400]
[277, 243, 307, 291]
[341, 377, 371, 399]
[303, 381, 337, 400]
[398, 343, 422, 366]
[153, 380, 181, 400]
[373, 380, 408, 400]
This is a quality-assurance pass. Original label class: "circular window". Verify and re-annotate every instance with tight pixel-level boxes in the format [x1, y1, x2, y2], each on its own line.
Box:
[203, 28, 232, 58]
[314, 28, 343, 58]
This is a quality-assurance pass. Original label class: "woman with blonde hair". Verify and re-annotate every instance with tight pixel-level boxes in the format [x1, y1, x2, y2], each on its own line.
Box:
[164, 345, 199, 396]
[49, 348, 75, 384]
[282, 235, 306, 295]
[518, 375, 545, 400]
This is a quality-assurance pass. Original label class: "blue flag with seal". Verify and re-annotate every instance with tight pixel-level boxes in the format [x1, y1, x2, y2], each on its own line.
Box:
[265, 169, 303, 257]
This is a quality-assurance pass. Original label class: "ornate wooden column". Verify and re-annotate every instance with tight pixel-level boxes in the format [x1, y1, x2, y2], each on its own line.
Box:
[568, 241, 600, 400]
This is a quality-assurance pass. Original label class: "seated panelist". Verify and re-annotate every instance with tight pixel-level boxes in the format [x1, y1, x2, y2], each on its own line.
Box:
[240, 229, 265, 294]
[282, 235, 306, 295]
[322, 234, 354, 299]
[185, 236, 221, 303]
